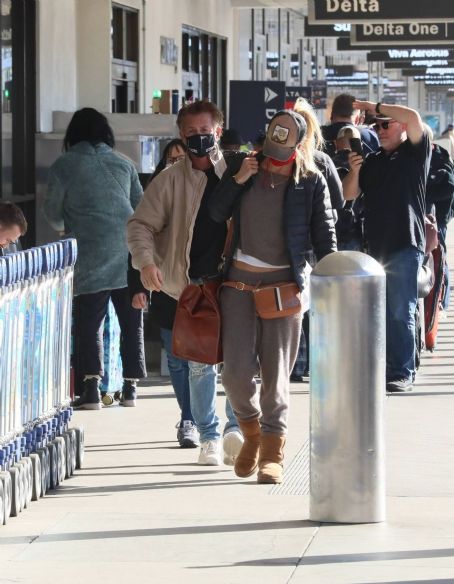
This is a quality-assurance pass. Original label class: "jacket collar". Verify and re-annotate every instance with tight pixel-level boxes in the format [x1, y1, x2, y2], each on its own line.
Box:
[69, 141, 113, 154]
[183, 143, 227, 179]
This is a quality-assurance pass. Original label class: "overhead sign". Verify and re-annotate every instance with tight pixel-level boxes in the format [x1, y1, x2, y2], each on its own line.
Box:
[304, 17, 350, 38]
[337, 37, 454, 52]
[285, 86, 312, 110]
[421, 78, 454, 86]
[229, 81, 285, 143]
[383, 60, 454, 69]
[308, 0, 454, 24]
[326, 70, 370, 86]
[351, 22, 454, 46]
[308, 80, 327, 109]
[367, 49, 454, 62]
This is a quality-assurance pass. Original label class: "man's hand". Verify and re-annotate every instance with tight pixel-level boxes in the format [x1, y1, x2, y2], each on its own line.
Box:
[353, 100, 376, 115]
[132, 292, 148, 310]
[348, 152, 363, 173]
[140, 264, 163, 292]
[233, 154, 259, 185]
[342, 153, 363, 201]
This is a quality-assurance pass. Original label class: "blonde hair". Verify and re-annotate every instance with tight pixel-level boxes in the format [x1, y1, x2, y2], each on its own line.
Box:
[292, 98, 322, 181]
[422, 122, 434, 142]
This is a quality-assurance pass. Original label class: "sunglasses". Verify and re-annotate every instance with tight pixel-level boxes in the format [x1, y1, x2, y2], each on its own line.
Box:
[167, 155, 185, 165]
[373, 120, 393, 131]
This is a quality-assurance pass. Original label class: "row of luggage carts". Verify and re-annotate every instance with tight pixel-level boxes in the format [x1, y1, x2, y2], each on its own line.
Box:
[0, 239, 83, 525]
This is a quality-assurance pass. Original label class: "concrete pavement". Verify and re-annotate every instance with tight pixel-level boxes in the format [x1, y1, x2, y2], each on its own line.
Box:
[1, 233, 454, 584]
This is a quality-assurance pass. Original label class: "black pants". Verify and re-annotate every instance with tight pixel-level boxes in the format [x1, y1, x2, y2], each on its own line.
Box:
[73, 287, 146, 380]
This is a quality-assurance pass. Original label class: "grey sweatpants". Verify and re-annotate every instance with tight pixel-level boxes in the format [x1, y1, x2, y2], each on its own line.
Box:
[220, 266, 303, 434]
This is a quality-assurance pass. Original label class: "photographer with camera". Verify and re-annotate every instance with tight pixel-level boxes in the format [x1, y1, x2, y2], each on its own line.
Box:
[343, 101, 431, 393]
[332, 125, 365, 251]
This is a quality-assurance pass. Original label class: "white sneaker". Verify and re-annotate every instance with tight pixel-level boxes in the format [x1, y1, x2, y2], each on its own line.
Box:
[198, 440, 222, 466]
[223, 430, 244, 466]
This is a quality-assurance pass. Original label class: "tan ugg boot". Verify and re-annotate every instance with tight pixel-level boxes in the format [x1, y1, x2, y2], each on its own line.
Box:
[234, 418, 261, 478]
[257, 433, 286, 484]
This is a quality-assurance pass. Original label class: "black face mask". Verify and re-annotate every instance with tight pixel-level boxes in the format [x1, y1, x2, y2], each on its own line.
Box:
[186, 133, 216, 157]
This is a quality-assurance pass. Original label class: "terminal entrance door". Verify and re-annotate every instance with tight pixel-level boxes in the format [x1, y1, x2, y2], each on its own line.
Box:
[111, 4, 139, 113]
[0, 0, 36, 247]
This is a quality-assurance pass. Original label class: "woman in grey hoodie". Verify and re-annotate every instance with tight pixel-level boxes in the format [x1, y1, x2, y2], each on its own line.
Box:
[43, 108, 146, 410]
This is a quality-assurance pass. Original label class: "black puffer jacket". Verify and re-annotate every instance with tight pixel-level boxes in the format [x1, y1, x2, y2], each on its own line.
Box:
[208, 152, 337, 291]
[425, 143, 454, 227]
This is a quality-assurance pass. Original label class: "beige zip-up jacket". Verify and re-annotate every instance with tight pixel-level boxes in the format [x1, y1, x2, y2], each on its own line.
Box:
[127, 147, 227, 300]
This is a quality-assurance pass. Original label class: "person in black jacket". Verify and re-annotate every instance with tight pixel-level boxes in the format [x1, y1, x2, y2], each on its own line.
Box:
[424, 126, 454, 310]
[209, 110, 337, 484]
[290, 98, 345, 382]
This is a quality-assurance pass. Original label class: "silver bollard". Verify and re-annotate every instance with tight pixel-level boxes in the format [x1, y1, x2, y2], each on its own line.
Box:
[309, 251, 386, 524]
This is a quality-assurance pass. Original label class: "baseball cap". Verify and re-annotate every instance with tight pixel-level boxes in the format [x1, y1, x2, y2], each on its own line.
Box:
[371, 114, 393, 123]
[263, 110, 307, 161]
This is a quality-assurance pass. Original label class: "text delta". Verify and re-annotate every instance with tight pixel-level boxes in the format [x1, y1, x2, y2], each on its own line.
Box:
[326, 0, 379, 13]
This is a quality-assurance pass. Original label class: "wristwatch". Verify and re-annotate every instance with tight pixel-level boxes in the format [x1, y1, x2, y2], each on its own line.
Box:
[375, 102, 382, 115]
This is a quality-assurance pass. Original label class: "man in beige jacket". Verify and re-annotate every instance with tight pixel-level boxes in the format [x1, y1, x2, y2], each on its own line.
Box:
[127, 100, 242, 466]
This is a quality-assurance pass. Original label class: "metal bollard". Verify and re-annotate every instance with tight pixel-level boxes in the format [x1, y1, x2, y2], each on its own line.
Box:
[309, 251, 386, 524]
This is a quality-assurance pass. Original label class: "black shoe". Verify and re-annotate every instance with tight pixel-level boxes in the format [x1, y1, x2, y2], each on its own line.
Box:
[386, 378, 413, 393]
[71, 378, 102, 410]
[290, 374, 304, 383]
[119, 380, 137, 407]
[290, 373, 310, 383]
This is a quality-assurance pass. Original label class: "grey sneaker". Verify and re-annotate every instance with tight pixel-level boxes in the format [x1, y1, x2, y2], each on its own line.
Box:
[386, 378, 413, 393]
[223, 429, 244, 466]
[177, 421, 199, 448]
[119, 380, 137, 407]
[71, 378, 101, 410]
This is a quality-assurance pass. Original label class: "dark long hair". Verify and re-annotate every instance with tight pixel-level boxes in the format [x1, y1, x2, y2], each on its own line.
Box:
[150, 138, 187, 180]
[63, 108, 115, 151]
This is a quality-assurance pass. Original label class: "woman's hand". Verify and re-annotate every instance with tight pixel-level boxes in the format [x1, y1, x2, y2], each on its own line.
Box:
[140, 264, 163, 292]
[233, 155, 259, 185]
[132, 292, 148, 309]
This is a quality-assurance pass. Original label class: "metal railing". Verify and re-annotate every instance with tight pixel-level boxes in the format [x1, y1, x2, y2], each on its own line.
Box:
[0, 239, 84, 524]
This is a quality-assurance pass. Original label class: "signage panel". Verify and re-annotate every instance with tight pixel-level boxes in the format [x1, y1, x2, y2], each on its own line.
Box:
[367, 49, 454, 62]
[384, 61, 454, 69]
[229, 81, 285, 143]
[308, 0, 454, 24]
[351, 22, 454, 45]
[308, 80, 327, 109]
[304, 17, 350, 37]
[337, 37, 454, 51]
[285, 86, 312, 110]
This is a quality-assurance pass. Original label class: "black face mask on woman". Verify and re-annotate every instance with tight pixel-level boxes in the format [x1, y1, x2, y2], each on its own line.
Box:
[185, 133, 216, 157]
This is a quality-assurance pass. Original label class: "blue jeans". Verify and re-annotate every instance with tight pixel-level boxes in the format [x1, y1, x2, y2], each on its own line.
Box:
[338, 238, 363, 252]
[160, 328, 193, 424]
[160, 328, 238, 441]
[382, 247, 424, 382]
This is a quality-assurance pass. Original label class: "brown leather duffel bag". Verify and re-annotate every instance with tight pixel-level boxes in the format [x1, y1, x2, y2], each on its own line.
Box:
[172, 279, 222, 365]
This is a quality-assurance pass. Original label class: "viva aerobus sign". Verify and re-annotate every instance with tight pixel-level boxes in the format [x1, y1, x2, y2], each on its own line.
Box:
[308, 0, 454, 24]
